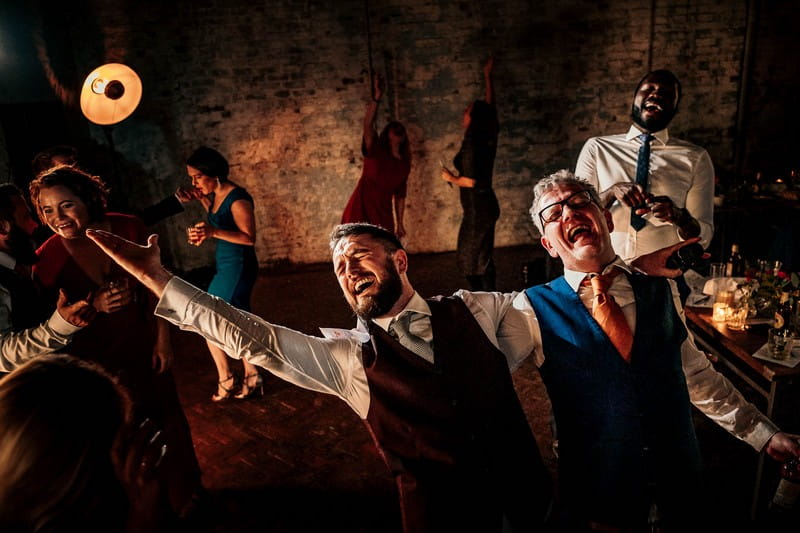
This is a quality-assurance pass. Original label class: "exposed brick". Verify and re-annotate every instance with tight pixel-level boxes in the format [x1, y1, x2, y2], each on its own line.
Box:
[4, 0, 795, 271]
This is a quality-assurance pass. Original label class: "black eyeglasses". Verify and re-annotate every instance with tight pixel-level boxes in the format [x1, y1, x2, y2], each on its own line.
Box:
[537, 189, 595, 226]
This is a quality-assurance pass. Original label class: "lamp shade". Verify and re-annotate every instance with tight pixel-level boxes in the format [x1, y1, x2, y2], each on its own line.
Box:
[79, 63, 142, 125]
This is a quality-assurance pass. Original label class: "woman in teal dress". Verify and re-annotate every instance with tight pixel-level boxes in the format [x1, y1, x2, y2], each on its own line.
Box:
[185, 147, 262, 401]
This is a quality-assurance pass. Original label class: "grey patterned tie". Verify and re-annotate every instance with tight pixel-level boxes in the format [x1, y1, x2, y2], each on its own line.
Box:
[388, 314, 434, 360]
[630, 132, 653, 231]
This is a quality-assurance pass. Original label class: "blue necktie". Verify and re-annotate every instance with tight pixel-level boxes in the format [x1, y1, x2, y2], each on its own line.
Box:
[630, 132, 653, 231]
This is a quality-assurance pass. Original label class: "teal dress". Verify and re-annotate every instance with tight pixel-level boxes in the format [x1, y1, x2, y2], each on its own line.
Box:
[207, 187, 258, 311]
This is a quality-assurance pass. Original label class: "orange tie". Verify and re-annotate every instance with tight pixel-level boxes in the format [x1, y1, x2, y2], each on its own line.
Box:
[589, 270, 633, 362]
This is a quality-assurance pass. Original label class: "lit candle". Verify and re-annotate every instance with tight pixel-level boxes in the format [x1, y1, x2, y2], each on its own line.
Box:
[713, 302, 729, 322]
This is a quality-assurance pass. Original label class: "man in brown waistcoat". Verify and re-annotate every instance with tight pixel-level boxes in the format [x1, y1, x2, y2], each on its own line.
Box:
[86, 221, 553, 533]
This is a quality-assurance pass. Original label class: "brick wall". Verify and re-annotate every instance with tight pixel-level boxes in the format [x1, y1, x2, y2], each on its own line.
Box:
[9, 0, 795, 270]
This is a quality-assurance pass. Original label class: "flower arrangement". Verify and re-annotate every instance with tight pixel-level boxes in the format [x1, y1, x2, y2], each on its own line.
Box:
[740, 260, 800, 318]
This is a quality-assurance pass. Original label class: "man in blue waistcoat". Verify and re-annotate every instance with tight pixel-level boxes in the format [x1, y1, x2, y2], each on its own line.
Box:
[525, 169, 800, 531]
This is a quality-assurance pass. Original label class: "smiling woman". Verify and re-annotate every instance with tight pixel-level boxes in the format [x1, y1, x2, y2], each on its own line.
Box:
[27, 166, 204, 520]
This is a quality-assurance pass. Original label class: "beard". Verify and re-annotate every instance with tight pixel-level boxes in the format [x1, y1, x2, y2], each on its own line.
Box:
[8, 226, 38, 266]
[350, 259, 403, 320]
[631, 104, 675, 133]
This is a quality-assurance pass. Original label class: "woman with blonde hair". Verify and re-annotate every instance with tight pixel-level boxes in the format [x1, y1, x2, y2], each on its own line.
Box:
[28, 166, 203, 520]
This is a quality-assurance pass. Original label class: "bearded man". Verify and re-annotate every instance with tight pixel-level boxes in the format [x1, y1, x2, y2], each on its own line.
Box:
[86, 221, 553, 533]
[574, 70, 714, 266]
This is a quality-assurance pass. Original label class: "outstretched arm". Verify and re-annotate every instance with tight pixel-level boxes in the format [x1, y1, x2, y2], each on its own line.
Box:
[85, 228, 372, 417]
[363, 74, 384, 154]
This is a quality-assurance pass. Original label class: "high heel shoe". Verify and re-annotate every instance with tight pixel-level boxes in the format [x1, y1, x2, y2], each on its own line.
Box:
[212, 375, 236, 402]
[235, 373, 264, 400]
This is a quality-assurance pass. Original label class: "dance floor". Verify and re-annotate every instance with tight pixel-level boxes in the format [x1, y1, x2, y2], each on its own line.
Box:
[169, 245, 765, 532]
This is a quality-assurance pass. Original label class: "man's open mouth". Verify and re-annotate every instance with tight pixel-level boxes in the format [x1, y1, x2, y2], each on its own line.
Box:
[644, 101, 663, 112]
[567, 225, 591, 242]
[354, 279, 375, 295]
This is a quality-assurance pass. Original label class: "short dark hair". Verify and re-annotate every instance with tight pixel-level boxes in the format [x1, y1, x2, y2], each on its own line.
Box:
[329, 223, 404, 254]
[186, 146, 230, 182]
[634, 69, 682, 108]
[29, 167, 109, 224]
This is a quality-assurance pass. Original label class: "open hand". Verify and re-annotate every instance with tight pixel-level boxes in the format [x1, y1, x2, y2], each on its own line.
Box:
[85, 230, 171, 298]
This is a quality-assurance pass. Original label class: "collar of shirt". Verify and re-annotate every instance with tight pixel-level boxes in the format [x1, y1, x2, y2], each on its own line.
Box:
[562, 256, 632, 292]
[371, 292, 433, 341]
[0, 250, 16, 271]
[625, 124, 669, 146]
[356, 291, 433, 334]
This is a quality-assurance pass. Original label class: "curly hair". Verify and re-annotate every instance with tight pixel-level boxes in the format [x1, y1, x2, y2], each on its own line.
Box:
[29, 166, 110, 224]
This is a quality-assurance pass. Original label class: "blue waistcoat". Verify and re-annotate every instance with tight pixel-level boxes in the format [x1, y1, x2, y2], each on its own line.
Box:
[526, 274, 703, 527]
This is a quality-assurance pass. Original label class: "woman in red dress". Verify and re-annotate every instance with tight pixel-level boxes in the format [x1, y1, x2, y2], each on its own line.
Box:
[341, 74, 411, 238]
[29, 167, 203, 520]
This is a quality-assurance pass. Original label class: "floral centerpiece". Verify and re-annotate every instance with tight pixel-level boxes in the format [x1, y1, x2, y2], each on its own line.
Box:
[739, 261, 800, 319]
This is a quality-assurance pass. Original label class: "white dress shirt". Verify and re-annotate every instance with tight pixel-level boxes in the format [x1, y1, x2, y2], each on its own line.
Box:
[0, 250, 82, 372]
[575, 125, 715, 261]
[156, 273, 776, 451]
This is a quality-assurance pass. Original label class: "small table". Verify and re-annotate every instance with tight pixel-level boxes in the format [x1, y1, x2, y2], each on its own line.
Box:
[684, 307, 800, 518]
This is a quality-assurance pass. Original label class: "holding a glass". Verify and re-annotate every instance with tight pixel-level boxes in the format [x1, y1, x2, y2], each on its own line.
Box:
[186, 223, 202, 246]
[94, 277, 132, 313]
[186, 221, 215, 247]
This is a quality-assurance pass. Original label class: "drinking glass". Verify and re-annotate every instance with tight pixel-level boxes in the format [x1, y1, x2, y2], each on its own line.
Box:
[186, 226, 201, 246]
[726, 302, 749, 331]
[768, 328, 791, 360]
[710, 262, 725, 280]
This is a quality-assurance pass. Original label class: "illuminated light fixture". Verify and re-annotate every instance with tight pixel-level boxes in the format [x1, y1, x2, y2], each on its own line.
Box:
[79, 63, 142, 125]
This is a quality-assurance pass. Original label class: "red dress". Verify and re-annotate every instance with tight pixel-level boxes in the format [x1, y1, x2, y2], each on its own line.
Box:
[33, 213, 202, 516]
[342, 142, 410, 234]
